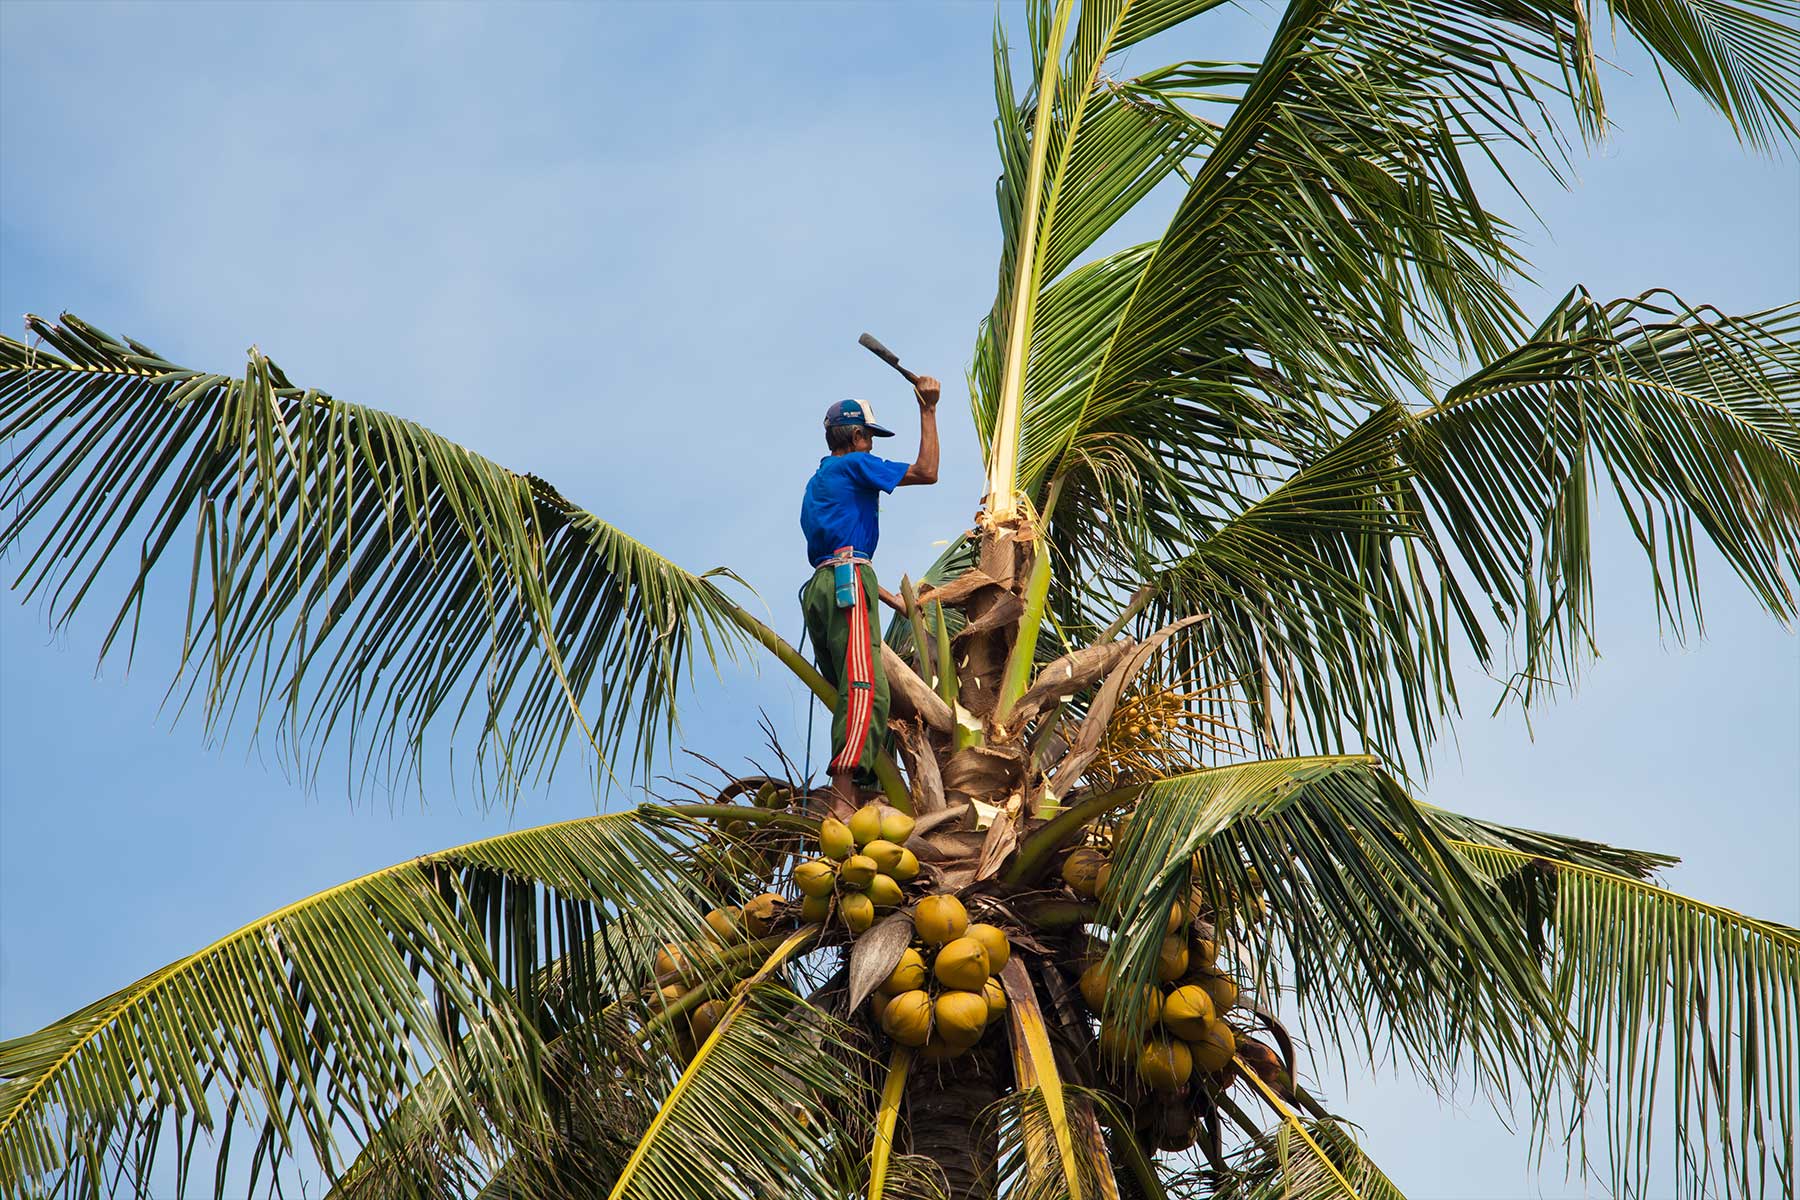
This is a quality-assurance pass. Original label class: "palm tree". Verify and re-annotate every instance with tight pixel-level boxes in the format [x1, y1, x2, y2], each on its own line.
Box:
[3, 0, 1798, 1197]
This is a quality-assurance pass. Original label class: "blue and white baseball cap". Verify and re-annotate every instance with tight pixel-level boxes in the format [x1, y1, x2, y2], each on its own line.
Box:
[823, 399, 895, 437]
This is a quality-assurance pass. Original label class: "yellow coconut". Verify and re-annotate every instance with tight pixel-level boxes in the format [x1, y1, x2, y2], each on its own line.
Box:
[1165, 898, 1191, 935]
[742, 892, 783, 938]
[1197, 972, 1238, 1015]
[1188, 936, 1218, 971]
[1095, 862, 1114, 900]
[892, 847, 921, 882]
[880, 989, 933, 1047]
[1077, 962, 1111, 1013]
[689, 999, 728, 1042]
[918, 1034, 964, 1060]
[1060, 847, 1106, 898]
[704, 907, 741, 944]
[839, 854, 878, 890]
[868, 874, 904, 909]
[983, 977, 1007, 1021]
[1161, 984, 1216, 1040]
[914, 894, 969, 946]
[863, 839, 906, 877]
[933, 936, 991, 991]
[966, 923, 1011, 974]
[841, 892, 876, 934]
[878, 806, 915, 845]
[654, 943, 692, 977]
[848, 803, 884, 848]
[868, 990, 891, 1022]
[1155, 935, 1189, 982]
[934, 990, 990, 1048]
[1137, 1039, 1194, 1091]
[656, 983, 687, 1008]
[819, 818, 855, 862]
[880, 948, 928, 995]
[799, 892, 832, 924]
[1126, 984, 1165, 1032]
[1192, 1020, 1236, 1073]
[793, 860, 837, 899]
[1096, 1023, 1141, 1063]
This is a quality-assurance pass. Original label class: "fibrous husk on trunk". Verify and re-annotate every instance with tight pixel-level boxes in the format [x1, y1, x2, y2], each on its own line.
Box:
[883, 643, 956, 734]
[1008, 640, 1135, 729]
[891, 720, 948, 815]
[1047, 617, 1206, 802]
[942, 744, 1026, 806]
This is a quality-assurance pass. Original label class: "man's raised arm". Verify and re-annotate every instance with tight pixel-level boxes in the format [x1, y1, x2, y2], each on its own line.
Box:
[900, 376, 940, 486]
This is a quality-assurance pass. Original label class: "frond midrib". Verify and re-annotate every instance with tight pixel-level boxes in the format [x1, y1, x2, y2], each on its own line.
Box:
[1450, 838, 1800, 948]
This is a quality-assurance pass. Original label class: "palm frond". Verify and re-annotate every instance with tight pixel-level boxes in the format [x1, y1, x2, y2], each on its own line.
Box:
[982, 1085, 1125, 1200]
[1118, 290, 1797, 769]
[1001, 959, 1088, 1200]
[1418, 804, 1680, 881]
[1098, 756, 1556, 1096]
[1140, 404, 1462, 767]
[1449, 837, 1800, 1198]
[868, 1045, 913, 1200]
[603, 984, 866, 1200]
[0, 315, 757, 799]
[1206, 1113, 1408, 1200]
[0, 809, 712, 1198]
[980, 0, 1233, 513]
[1409, 289, 1800, 709]
[1019, 0, 1800, 623]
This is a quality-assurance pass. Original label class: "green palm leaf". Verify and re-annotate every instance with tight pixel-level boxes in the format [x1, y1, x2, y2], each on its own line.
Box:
[1206, 1114, 1408, 1200]
[1409, 289, 1800, 709]
[1097, 756, 1556, 1098]
[980, 0, 1232, 515]
[0, 810, 713, 1198]
[0, 315, 758, 798]
[1108, 291, 1797, 768]
[1447, 837, 1800, 1197]
[1140, 404, 1459, 765]
[1007, 0, 1800, 624]
[603, 984, 866, 1200]
[1117, 768, 1800, 1197]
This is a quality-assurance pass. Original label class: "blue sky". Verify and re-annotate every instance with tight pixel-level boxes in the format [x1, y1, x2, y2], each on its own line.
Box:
[1, 2, 1795, 1195]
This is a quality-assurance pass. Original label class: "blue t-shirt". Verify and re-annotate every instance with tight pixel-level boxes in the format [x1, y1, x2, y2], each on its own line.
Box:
[800, 452, 909, 567]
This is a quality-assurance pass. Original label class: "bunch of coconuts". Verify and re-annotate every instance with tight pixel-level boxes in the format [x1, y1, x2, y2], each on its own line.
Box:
[869, 894, 1011, 1059]
[1060, 845, 1247, 1094]
[792, 803, 921, 934]
[647, 892, 795, 1058]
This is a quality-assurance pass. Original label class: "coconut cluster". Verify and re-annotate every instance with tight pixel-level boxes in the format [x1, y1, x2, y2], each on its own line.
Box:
[1060, 845, 1248, 1094]
[870, 894, 1011, 1059]
[793, 802, 920, 934]
[654, 980, 726, 1062]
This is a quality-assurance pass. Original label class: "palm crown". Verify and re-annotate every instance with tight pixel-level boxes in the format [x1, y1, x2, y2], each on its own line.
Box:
[3, 1, 1798, 1197]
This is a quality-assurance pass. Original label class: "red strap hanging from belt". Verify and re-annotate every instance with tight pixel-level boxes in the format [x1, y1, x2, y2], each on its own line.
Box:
[832, 564, 875, 772]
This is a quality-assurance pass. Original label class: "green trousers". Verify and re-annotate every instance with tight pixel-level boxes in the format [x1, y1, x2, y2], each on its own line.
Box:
[801, 562, 889, 779]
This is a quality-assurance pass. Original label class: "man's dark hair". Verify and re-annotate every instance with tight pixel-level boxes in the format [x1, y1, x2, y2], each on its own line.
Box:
[825, 424, 863, 453]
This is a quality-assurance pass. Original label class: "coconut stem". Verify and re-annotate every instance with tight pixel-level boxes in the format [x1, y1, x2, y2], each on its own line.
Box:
[1018, 899, 1098, 930]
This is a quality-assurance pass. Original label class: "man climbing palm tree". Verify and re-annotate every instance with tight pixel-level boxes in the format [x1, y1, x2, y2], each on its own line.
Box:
[801, 378, 940, 813]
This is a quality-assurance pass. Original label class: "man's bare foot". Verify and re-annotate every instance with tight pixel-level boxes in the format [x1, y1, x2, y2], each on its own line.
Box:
[828, 769, 862, 819]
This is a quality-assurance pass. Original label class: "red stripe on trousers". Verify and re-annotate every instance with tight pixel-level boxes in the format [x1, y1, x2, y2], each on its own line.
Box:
[833, 565, 875, 772]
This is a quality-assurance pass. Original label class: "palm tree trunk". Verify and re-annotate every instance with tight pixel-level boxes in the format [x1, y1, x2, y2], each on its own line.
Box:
[907, 1045, 1003, 1199]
